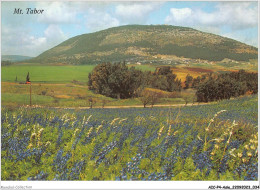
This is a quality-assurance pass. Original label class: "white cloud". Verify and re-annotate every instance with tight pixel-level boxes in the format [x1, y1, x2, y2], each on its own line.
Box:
[164, 2, 258, 46]
[84, 2, 164, 32]
[165, 2, 258, 30]
[166, 8, 192, 23]
[215, 2, 257, 30]
[37, 2, 78, 24]
[44, 25, 67, 46]
[36, 1, 117, 25]
[2, 25, 67, 56]
[223, 32, 258, 48]
[2, 28, 47, 56]
[115, 2, 163, 24]
[36, 1, 164, 26]
[85, 9, 120, 32]
[36, 2, 122, 32]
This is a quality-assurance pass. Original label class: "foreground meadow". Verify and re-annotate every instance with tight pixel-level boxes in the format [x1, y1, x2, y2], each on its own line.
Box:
[1, 95, 258, 181]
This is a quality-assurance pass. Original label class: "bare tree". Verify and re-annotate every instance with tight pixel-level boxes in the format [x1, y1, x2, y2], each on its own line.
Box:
[139, 95, 151, 108]
[182, 95, 190, 106]
[182, 94, 196, 106]
[138, 89, 162, 108]
[101, 100, 110, 108]
[192, 95, 197, 105]
[138, 89, 151, 108]
[88, 97, 96, 109]
[150, 91, 162, 108]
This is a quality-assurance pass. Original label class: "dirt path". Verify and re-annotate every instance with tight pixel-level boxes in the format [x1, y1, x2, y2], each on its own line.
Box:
[26, 102, 210, 109]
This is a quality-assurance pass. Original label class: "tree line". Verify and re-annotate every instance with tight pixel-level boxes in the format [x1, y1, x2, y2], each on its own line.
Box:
[88, 62, 258, 105]
[197, 70, 257, 102]
[185, 70, 257, 102]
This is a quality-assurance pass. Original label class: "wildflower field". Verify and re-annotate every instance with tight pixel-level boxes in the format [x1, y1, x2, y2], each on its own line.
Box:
[1, 95, 258, 181]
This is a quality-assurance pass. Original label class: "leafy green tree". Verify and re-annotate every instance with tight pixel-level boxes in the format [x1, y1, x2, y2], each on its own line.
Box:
[88, 62, 143, 99]
[107, 63, 128, 99]
[128, 67, 143, 97]
[151, 66, 181, 92]
[156, 66, 172, 75]
[184, 74, 193, 89]
[88, 62, 112, 96]
[151, 75, 168, 91]
[196, 70, 257, 102]
[166, 73, 180, 91]
[196, 78, 218, 102]
[192, 76, 201, 88]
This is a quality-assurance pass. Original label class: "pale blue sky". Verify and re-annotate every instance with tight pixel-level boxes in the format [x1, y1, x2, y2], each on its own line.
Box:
[1, 1, 258, 57]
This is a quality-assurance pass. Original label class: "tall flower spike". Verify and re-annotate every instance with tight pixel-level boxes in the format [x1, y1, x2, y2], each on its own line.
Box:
[167, 125, 171, 136]
[85, 115, 92, 124]
[110, 118, 120, 125]
[197, 135, 203, 141]
[74, 129, 80, 136]
[229, 148, 236, 157]
[82, 116, 86, 125]
[119, 118, 127, 124]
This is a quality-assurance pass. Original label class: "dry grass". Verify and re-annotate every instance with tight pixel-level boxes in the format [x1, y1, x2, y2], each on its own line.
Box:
[1, 82, 95, 100]
[54, 95, 72, 99]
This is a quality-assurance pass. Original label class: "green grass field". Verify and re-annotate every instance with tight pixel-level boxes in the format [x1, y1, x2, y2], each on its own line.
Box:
[1, 65, 96, 83]
[1, 64, 156, 84]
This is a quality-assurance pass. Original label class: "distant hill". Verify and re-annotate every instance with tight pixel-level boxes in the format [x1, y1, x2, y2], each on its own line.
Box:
[2, 55, 34, 62]
[31, 25, 258, 64]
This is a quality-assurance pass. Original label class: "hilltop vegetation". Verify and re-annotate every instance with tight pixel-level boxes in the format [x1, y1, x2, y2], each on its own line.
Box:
[31, 25, 257, 64]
